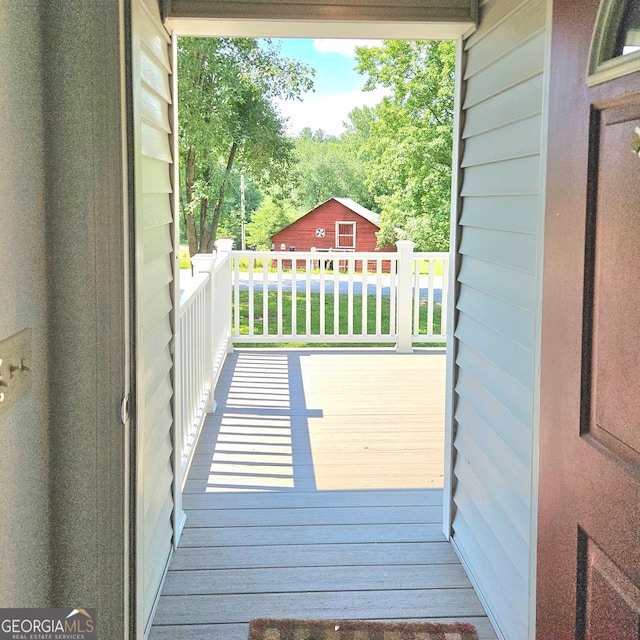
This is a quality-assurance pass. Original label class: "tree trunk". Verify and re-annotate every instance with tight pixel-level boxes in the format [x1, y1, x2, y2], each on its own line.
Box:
[198, 198, 210, 253]
[206, 141, 238, 252]
[184, 146, 199, 257]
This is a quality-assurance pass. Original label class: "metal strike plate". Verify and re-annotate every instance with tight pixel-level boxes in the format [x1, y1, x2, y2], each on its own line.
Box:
[0, 328, 33, 412]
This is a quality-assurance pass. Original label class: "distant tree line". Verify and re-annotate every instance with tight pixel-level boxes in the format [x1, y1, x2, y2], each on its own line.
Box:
[178, 38, 454, 253]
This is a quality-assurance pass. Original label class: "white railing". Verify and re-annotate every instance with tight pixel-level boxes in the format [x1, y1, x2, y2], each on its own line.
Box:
[175, 244, 233, 496]
[230, 241, 448, 350]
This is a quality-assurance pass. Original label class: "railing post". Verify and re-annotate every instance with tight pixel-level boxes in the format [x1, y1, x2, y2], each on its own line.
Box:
[214, 239, 234, 355]
[190, 253, 216, 411]
[396, 240, 415, 353]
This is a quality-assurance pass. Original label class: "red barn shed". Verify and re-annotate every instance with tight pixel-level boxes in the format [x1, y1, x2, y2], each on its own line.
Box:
[271, 197, 394, 271]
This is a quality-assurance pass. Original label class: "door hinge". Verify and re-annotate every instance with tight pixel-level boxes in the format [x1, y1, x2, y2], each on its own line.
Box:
[120, 394, 130, 425]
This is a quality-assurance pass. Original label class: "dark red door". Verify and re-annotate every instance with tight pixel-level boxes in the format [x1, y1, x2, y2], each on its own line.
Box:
[538, 0, 640, 638]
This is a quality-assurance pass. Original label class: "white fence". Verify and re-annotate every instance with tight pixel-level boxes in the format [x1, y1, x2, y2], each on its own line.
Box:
[230, 241, 449, 348]
[174, 248, 232, 498]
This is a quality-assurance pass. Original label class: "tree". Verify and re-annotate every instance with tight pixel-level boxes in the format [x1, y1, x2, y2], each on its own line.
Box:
[245, 195, 298, 249]
[178, 38, 314, 254]
[288, 131, 376, 212]
[352, 40, 455, 251]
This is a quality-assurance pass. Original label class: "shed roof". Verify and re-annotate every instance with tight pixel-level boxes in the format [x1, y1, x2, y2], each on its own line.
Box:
[332, 197, 380, 227]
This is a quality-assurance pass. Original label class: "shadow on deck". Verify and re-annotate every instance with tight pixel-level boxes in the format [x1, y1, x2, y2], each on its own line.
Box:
[150, 349, 497, 640]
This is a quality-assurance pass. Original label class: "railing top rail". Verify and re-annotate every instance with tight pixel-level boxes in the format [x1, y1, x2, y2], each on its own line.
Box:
[179, 271, 209, 314]
[231, 250, 399, 260]
[412, 252, 450, 260]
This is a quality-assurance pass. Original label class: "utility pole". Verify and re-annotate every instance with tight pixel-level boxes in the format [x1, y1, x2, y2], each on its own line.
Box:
[240, 171, 246, 250]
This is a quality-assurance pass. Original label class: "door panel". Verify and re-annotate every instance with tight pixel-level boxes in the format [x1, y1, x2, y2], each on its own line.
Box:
[538, 0, 640, 638]
[586, 101, 640, 457]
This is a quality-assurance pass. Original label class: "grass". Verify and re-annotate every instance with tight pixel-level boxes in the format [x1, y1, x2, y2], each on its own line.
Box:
[233, 289, 443, 348]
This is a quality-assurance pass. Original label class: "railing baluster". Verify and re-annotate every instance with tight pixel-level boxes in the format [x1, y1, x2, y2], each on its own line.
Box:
[333, 263, 340, 336]
[427, 260, 435, 337]
[291, 257, 297, 336]
[305, 257, 311, 336]
[233, 256, 240, 337]
[248, 256, 255, 336]
[376, 260, 382, 336]
[277, 256, 283, 337]
[262, 257, 269, 336]
[413, 261, 420, 337]
[441, 258, 449, 338]
[362, 265, 368, 336]
[389, 258, 397, 337]
[320, 257, 326, 335]
[347, 258, 354, 336]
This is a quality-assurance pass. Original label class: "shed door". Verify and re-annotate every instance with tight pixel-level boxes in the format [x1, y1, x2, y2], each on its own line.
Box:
[538, 0, 640, 637]
[131, 0, 176, 634]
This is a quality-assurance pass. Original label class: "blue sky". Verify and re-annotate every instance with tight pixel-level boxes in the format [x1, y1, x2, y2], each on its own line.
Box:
[272, 39, 388, 137]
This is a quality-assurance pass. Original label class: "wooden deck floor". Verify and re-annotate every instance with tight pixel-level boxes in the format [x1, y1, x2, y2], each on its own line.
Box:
[150, 349, 497, 640]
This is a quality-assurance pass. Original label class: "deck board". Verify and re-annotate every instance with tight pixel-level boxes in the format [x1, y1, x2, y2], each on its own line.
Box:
[150, 349, 498, 640]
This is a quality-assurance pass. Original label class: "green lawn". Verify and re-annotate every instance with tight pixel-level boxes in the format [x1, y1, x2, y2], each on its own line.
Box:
[233, 289, 443, 348]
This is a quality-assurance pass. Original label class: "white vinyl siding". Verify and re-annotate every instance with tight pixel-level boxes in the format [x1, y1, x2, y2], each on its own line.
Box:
[133, 0, 176, 633]
[451, 0, 547, 638]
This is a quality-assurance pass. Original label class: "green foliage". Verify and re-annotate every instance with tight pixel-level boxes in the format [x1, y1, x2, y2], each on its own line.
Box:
[348, 40, 455, 251]
[245, 195, 299, 249]
[288, 131, 376, 212]
[178, 37, 314, 253]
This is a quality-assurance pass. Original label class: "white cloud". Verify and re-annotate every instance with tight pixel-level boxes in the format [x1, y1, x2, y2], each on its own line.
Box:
[312, 39, 383, 57]
[276, 86, 389, 137]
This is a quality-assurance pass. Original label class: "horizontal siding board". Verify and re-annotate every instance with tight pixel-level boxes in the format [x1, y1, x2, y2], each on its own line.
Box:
[142, 345, 173, 399]
[139, 284, 173, 331]
[459, 226, 537, 273]
[457, 285, 534, 348]
[143, 192, 173, 229]
[452, 511, 528, 640]
[142, 121, 173, 162]
[141, 223, 173, 265]
[454, 383, 531, 499]
[139, 6, 172, 62]
[143, 499, 173, 584]
[142, 157, 173, 194]
[462, 74, 543, 137]
[457, 255, 535, 312]
[141, 47, 171, 102]
[465, 0, 528, 47]
[455, 311, 533, 390]
[463, 32, 545, 108]
[142, 87, 172, 132]
[452, 456, 528, 583]
[464, 0, 545, 76]
[459, 194, 538, 233]
[455, 341, 532, 427]
[142, 429, 173, 502]
[142, 315, 173, 364]
[142, 378, 174, 447]
[460, 155, 540, 197]
[461, 114, 541, 167]
[139, 253, 173, 293]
